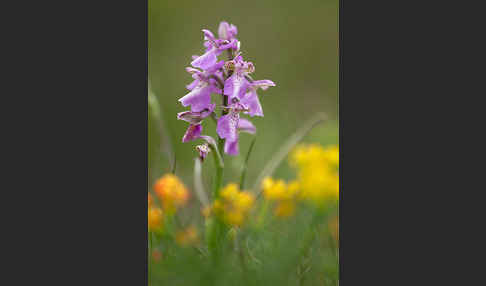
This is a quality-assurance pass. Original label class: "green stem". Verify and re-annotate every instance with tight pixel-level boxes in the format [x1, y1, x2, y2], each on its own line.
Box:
[207, 48, 235, 260]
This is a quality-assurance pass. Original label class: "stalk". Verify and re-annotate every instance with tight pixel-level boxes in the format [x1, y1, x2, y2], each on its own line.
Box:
[207, 47, 235, 260]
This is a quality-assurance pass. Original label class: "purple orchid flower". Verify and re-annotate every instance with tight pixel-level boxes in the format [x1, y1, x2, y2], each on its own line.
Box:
[216, 102, 256, 155]
[223, 55, 254, 103]
[191, 29, 238, 70]
[185, 62, 224, 92]
[182, 124, 202, 142]
[239, 79, 276, 117]
[178, 83, 213, 112]
[218, 21, 238, 41]
[196, 144, 210, 161]
[179, 64, 223, 112]
[177, 104, 215, 142]
[178, 22, 274, 157]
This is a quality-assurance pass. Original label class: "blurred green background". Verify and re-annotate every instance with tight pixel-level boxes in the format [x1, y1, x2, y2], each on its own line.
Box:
[149, 0, 338, 189]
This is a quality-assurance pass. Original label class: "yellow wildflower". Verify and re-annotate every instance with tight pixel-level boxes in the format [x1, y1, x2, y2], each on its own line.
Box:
[322, 145, 339, 169]
[291, 144, 328, 169]
[291, 144, 339, 204]
[297, 170, 339, 202]
[235, 191, 254, 213]
[262, 177, 299, 218]
[262, 177, 287, 201]
[153, 174, 189, 214]
[148, 207, 163, 232]
[224, 211, 245, 226]
[211, 183, 255, 227]
[220, 183, 239, 200]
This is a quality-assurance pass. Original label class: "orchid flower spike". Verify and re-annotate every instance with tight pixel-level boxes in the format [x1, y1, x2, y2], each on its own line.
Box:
[177, 21, 275, 155]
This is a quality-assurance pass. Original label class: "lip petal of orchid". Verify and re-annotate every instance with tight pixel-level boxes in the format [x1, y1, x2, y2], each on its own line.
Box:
[224, 139, 239, 156]
[182, 124, 202, 142]
[216, 112, 239, 142]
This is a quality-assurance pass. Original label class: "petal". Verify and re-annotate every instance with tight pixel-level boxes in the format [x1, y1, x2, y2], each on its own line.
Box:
[191, 49, 217, 70]
[177, 103, 215, 124]
[223, 74, 234, 96]
[216, 112, 239, 142]
[224, 74, 249, 102]
[218, 39, 238, 51]
[196, 144, 210, 161]
[178, 84, 212, 112]
[177, 110, 201, 124]
[199, 135, 217, 147]
[219, 22, 238, 40]
[237, 118, 256, 134]
[210, 84, 223, 95]
[224, 139, 239, 155]
[218, 21, 230, 39]
[205, 60, 225, 74]
[186, 79, 199, 91]
[229, 24, 238, 38]
[186, 67, 201, 74]
[251, 79, 276, 90]
[202, 29, 216, 42]
[182, 124, 202, 142]
[203, 41, 212, 52]
[240, 90, 263, 117]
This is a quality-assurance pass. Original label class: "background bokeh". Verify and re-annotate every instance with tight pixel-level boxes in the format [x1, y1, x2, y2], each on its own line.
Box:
[149, 0, 338, 189]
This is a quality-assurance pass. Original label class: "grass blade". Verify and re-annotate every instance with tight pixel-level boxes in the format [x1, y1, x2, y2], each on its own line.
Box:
[240, 137, 256, 190]
[148, 83, 175, 174]
[252, 112, 328, 196]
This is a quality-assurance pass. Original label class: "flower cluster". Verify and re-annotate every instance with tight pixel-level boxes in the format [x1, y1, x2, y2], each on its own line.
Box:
[262, 177, 300, 218]
[153, 174, 189, 214]
[261, 144, 339, 218]
[291, 144, 339, 203]
[177, 22, 275, 155]
[207, 183, 255, 226]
